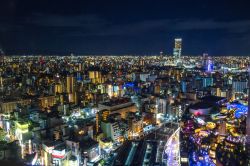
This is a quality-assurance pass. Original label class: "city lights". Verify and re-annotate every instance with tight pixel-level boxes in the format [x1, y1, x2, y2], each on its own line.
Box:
[0, 1, 249, 165]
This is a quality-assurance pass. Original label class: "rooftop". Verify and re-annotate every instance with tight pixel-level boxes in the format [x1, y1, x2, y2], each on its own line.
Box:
[201, 96, 226, 104]
[189, 102, 214, 110]
[80, 138, 98, 150]
[101, 98, 131, 107]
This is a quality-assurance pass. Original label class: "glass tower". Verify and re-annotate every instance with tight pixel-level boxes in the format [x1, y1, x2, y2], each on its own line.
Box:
[173, 38, 182, 65]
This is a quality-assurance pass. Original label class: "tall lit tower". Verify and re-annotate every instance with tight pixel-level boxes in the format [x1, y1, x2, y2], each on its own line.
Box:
[206, 56, 213, 72]
[66, 75, 75, 93]
[202, 53, 208, 67]
[202, 53, 213, 72]
[173, 38, 182, 65]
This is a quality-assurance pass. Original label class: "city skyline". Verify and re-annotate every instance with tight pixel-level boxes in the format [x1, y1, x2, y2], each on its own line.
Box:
[0, 0, 250, 55]
[0, 1, 249, 166]
[0, 55, 249, 166]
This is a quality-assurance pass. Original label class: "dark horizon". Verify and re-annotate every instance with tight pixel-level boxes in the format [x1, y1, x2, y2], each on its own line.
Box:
[1, 0, 250, 55]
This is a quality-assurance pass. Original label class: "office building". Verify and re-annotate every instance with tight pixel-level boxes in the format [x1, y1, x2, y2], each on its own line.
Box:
[173, 38, 182, 65]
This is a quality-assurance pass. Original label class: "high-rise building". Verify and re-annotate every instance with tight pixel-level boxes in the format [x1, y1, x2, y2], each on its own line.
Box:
[232, 79, 248, 93]
[202, 77, 213, 88]
[156, 97, 167, 114]
[202, 53, 208, 67]
[66, 75, 75, 93]
[54, 83, 63, 94]
[173, 38, 182, 65]
[206, 56, 213, 72]
[66, 75, 76, 103]
[202, 53, 213, 72]
[89, 71, 104, 84]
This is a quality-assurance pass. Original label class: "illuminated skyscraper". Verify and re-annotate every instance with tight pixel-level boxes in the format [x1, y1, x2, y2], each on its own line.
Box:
[202, 53, 213, 72]
[206, 56, 213, 72]
[66, 75, 75, 93]
[202, 53, 208, 63]
[54, 83, 63, 94]
[89, 71, 103, 84]
[173, 38, 182, 65]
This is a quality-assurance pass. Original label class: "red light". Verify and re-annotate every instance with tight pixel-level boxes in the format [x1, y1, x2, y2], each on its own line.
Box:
[194, 112, 201, 116]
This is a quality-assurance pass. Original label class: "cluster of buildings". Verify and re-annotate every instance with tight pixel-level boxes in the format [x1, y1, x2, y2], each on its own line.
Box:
[180, 96, 248, 166]
[0, 39, 249, 166]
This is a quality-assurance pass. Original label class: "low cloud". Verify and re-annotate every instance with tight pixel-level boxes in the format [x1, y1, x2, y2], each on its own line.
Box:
[30, 13, 108, 28]
[55, 17, 250, 37]
[1, 13, 250, 37]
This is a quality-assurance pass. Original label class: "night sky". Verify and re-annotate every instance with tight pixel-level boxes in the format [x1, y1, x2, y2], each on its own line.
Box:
[1, 0, 250, 55]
